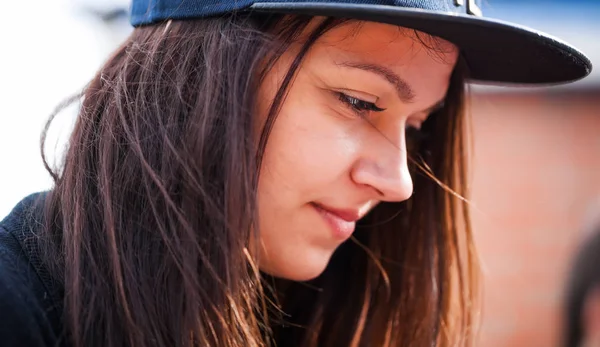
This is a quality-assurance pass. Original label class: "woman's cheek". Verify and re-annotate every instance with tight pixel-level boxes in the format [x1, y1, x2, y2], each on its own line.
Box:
[278, 106, 362, 179]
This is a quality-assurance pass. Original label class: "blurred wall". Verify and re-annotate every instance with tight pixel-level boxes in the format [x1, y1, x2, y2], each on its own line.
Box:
[471, 89, 600, 346]
[472, 1, 600, 345]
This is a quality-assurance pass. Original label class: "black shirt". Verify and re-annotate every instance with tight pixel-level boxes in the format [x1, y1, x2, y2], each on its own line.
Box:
[0, 193, 65, 346]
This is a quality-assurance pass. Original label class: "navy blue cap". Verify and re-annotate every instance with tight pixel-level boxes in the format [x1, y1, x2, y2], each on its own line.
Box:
[130, 0, 593, 85]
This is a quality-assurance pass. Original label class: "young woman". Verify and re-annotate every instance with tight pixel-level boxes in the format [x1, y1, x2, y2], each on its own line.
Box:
[0, 0, 591, 346]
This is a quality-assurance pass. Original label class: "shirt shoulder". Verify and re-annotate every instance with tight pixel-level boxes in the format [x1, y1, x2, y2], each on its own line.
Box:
[0, 194, 63, 347]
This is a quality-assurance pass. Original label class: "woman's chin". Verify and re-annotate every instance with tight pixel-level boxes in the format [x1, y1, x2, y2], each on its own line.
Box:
[279, 267, 326, 282]
[260, 251, 333, 282]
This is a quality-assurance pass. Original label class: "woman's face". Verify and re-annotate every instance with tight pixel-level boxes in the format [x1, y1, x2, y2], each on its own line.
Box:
[256, 19, 458, 281]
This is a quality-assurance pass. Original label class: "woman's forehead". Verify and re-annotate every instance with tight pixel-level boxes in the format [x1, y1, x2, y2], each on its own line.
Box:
[298, 20, 459, 105]
[314, 20, 458, 66]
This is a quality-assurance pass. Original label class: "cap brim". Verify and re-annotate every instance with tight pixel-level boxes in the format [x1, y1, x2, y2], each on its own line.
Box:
[248, 3, 593, 86]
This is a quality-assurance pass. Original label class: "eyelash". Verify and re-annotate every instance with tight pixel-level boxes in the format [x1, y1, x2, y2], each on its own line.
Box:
[337, 92, 428, 146]
[337, 92, 385, 116]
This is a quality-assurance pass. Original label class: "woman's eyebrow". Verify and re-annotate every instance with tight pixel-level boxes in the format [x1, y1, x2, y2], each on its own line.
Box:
[336, 61, 416, 103]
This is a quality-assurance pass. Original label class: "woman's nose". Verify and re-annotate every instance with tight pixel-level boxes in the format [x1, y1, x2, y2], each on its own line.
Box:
[350, 128, 414, 202]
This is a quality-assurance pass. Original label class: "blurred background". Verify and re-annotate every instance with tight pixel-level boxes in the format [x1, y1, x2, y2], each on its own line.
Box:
[0, 0, 598, 345]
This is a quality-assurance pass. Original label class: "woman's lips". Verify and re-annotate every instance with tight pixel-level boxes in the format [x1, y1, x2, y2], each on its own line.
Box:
[311, 202, 362, 240]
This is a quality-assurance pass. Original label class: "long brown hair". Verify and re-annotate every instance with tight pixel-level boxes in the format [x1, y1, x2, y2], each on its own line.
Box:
[40, 13, 479, 347]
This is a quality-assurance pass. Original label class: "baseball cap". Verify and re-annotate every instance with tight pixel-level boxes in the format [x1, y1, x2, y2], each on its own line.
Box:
[129, 0, 592, 85]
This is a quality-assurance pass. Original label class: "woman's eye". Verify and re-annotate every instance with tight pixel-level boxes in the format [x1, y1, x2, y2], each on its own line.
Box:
[337, 92, 385, 116]
[405, 125, 424, 139]
[405, 125, 428, 152]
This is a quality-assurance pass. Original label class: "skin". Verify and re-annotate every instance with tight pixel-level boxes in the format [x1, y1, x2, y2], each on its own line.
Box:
[255, 19, 459, 281]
